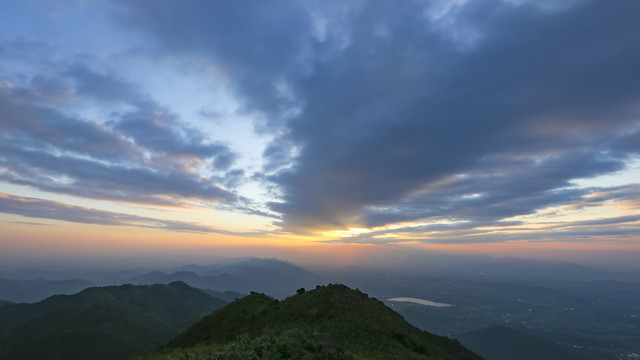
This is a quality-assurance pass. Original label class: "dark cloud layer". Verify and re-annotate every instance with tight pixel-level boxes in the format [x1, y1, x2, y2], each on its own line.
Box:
[112, 0, 640, 235]
[112, 0, 313, 126]
[274, 0, 640, 233]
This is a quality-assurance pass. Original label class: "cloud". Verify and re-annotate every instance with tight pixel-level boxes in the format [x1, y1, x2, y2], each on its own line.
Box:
[338, 184, 640, 245]
[112, 0, 313, 125]
[361, 151, 625, 227]
[11, 221, 54, 226]
[0, 144, 234, 206]
[63, 63, 144, 104]
[0, 193, 245, 235]
[3, 0, 639, 243]
[112, 101, 236, 171]
[110, 0, 640, 236]
[279, 1, 640, 233]
[0, 68, 240, 207]
[0, 88, 140, 162]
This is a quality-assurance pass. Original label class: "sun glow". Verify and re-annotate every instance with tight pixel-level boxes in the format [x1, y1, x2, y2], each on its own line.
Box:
[320, 227, 372, 238]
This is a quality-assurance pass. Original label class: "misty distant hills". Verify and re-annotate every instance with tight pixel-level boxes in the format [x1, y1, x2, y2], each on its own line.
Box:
[130, 271, 251, 293]
[459, 258, 610, 283]
[0, 281, 226, 360]
[0, 256, 627, 304]
[0, 257, 313, 303]
[391, 255, 615, 283]
[130, 257, 314, 298]
[0, 277, 93, 303]
[457, 325, 615, 360]
[145, 284, 481, 360]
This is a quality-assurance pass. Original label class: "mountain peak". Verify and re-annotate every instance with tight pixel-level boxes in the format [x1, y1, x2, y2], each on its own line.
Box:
[153, 284, 481, 360]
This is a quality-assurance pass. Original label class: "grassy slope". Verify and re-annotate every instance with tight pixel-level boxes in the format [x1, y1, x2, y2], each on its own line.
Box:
[146, 284, 482, 360]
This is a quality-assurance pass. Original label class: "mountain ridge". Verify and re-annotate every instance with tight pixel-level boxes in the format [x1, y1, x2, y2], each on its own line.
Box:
[0, 281, 227, 360]
[146, 284, 482, 360]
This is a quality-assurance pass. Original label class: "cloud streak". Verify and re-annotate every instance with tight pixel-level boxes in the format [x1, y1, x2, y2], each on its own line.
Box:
[0, 193, 249, 235]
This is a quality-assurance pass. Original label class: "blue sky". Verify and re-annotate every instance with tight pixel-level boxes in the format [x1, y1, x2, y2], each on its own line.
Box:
[1, 0, 639, 265]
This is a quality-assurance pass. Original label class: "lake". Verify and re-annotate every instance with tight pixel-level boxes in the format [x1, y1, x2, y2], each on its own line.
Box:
[387, 297, 453, 307]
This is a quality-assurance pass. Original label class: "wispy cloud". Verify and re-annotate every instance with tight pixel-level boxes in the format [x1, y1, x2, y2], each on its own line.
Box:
[0, 193, 252, 235]
[319, 184, 640, 245]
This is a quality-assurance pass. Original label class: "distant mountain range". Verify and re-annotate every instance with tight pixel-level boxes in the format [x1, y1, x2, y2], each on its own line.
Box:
[130, 257, 315, 298]
[145, 284, 482, 360]
[377, 254, 622, 283]
[0, 257, 315, 303]
[0, 282, 226, 360]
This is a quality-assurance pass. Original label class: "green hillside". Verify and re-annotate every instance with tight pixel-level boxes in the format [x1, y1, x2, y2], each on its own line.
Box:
[144, 284, 482, 360]
[0, 281, 226, 360]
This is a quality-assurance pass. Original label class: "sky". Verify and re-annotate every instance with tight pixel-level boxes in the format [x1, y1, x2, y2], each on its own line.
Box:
[1, 0, 639, 269]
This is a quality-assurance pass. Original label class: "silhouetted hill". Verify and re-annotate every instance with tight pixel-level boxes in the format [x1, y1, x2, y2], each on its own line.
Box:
[0, 300, 12, 307]
[210, 258, 314, 297]
[144, 284, 481, 359]
[0, 277, 93, 303]
[0, 281, 227, 360]
[457, 325, 614, 360]
[211, 257, 312, 278]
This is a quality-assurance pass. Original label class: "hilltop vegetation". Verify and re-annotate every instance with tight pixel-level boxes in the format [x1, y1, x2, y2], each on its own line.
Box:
[144, 284, 481, 360]
[0, 281, 226, 360]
